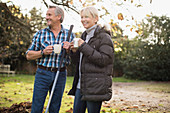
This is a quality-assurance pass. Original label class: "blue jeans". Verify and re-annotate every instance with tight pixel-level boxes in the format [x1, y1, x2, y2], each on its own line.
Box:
[31, 68, 66, 113]
[73, 89, 102, 113]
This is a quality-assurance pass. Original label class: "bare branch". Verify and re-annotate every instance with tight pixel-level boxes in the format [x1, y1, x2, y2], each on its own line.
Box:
[42, 0, 48, 8]
[150, 0, 152, 3]
[50, 0, 79, 14]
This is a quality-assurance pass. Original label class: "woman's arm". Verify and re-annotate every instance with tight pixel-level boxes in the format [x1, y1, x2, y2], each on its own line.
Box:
[79, 33, 114, 67]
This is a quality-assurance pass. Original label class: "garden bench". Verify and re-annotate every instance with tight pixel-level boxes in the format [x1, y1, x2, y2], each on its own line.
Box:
[0, 65, 15, 76]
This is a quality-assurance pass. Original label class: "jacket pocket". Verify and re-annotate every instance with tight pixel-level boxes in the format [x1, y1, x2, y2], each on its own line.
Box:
[84, 73, 106, 95]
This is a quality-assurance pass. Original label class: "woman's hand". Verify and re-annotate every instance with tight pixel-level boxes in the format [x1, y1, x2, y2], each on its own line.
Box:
[78, 38, 84, 47]
[70, 38, 85, 52]
[70, 41, 77, 53]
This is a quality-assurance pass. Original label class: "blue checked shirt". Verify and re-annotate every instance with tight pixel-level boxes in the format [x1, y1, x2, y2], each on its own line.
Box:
[26, 25, 75, 68]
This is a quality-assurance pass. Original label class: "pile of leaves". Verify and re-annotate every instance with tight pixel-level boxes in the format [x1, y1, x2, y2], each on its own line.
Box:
[0, 102, 32, 113]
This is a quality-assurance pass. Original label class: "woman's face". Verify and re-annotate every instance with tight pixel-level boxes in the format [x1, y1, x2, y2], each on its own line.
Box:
[81, 13, 98, 29]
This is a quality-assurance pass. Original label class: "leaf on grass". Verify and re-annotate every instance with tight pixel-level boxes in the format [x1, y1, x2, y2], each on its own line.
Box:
[141, 104, 146, 106]
[102, 103, 111, 108]
[4, 97, 13, 102]
[68, 96, 73, 99]
[133, 105, 139, 108]
[14, 91, 17, 95]
[138, 100, 142, 102]
[101, 109, 106, 112]
[65, 108, 73, 113]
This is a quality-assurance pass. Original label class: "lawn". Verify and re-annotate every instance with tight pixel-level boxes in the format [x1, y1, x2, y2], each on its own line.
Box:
[1, 74, 169, 113]
[0, 74, 118, 113]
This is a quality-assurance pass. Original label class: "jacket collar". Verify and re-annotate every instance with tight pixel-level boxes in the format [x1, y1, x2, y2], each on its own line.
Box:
[81, 25, 111, 41]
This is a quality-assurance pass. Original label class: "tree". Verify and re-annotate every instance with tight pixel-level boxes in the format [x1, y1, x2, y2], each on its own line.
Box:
[0, 2, 46, 73]
[0, 3, 32, 68]
[43, 0, 152, 14]
[29, 7, 47, 34]
[122, 15, 170, 81]
[41, 0, 151, 38]
[137, 15, 170, 45]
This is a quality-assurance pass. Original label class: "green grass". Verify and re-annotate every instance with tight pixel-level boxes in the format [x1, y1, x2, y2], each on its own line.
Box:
[112, 77, 142, 82]
[0, 74, 34, 107]
[2, 74, 160, 113]
[1, 74, 168, 113]
[0, 74, 117, 113]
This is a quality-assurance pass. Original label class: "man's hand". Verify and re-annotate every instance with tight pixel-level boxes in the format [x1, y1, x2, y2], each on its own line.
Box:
[63, 41, 70, 50]
[43, 45, 53, 55]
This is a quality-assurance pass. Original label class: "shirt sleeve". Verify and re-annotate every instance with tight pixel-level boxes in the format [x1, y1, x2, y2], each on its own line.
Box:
[25, 31, 40, 54]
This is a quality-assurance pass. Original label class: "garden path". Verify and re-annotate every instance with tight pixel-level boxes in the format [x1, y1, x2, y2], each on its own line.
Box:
[106, 82, 170, 112]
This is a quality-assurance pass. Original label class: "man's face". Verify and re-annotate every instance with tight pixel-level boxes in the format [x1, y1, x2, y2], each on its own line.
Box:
[46, 8, 60, 27]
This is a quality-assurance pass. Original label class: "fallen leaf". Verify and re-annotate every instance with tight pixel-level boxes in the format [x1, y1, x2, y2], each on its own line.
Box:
[102, 103, 111, 108]
[120, 99, 124, 101]
[141, 104, 146, 106]
[65, 108, 73, 113]
[133, 105, 139, 108]
[118, 13, 124, 20]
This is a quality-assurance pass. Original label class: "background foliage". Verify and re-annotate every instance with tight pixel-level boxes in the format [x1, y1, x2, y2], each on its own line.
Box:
[0, 3, 46, 73]
[0, 0, 169, 81]
[114, 15, 170, 81]
[0, 3, 32, 70]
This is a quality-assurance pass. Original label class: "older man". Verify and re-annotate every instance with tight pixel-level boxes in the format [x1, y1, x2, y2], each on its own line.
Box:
[26, 6, 74, 113]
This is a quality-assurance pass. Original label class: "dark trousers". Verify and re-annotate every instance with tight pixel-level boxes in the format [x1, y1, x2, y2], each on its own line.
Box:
[73, 88, 102, 113]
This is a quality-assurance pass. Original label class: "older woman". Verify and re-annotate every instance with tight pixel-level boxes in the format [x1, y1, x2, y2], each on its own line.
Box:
[65, 6, 114, 113]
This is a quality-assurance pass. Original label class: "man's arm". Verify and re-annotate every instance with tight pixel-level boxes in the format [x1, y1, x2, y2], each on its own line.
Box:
[26, 45, 53, 60]
[26, 50, 42, 60]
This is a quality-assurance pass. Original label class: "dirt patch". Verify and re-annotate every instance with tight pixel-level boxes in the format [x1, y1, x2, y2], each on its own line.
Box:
[107, 82, 170, 112]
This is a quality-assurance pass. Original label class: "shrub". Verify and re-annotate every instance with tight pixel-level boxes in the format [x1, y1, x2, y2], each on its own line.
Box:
[113, 15, 170, 81]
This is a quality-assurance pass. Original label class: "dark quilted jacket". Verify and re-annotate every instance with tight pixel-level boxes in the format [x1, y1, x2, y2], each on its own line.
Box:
[68, 25, 114, 101]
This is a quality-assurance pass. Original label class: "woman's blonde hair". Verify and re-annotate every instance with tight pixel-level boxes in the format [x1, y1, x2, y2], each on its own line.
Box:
[80, 6, 111, 32]
[80, 6, 99, 22]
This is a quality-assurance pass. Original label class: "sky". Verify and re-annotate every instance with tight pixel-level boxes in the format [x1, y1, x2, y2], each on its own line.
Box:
[1, 0, 170, 38]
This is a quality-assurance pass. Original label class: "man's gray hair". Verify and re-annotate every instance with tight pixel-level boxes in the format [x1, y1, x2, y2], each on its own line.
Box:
[49, 5, 64, 23]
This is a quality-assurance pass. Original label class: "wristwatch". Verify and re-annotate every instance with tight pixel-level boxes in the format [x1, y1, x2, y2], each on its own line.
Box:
[41, 50, 44, 56]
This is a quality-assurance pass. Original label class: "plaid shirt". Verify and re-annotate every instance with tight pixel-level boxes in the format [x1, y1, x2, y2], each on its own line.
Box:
[26, 25, 75, 68]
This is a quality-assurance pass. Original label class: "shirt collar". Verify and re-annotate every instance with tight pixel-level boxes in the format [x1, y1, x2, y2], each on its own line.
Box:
[85, 24, 97, 34]
[47, 24, 64, 33]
